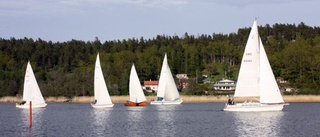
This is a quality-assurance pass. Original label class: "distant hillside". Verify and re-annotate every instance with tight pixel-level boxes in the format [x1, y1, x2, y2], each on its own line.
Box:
[1, 22, 320, 97]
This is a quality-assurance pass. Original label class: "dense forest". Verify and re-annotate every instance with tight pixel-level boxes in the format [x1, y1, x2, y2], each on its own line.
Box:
[1, 22, 320, 97]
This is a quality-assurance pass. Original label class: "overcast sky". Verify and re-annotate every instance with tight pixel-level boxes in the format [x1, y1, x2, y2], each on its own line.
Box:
[1, 0, 319, 42]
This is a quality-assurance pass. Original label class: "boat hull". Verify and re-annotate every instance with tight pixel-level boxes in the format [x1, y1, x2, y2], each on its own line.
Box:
[223, 102, 285, 112]
[124, 101, 147, 106]
[91, 103, 114, 108]
[150, 99, 183, 105]
[16, 103, 47, 108]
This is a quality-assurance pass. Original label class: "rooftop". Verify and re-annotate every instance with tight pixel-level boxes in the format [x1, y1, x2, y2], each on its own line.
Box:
[144, 80, 158, 85]
[216, 79, 235, 83]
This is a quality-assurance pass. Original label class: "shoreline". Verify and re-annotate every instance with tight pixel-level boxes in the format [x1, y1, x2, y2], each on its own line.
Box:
[1, 95, 320, 103]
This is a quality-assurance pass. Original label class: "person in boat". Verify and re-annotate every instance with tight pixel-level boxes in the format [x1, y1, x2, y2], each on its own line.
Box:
[93, 99, 97, 104]
[18, 100, 26, 105]
[157, 97, 164, 101]
[228, 98, 234, 105]
[228, 98, 232, 104]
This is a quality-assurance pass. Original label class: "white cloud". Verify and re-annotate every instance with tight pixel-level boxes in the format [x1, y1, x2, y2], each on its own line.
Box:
[121, 0, 188, 8]
[0, 0, 81, 17]
[61, 0, 189, 9]
[212, 0, 317, 7]
[0, 0, 188, 17]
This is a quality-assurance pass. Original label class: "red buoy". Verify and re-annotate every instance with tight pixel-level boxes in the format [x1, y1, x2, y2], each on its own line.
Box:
[29, 101, 32, 127]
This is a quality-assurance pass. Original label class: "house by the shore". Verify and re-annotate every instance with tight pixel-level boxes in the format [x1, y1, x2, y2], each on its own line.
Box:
[213, 79, 236, 94]
[143, 80, 158, 93]
[176, 74, 188, 90]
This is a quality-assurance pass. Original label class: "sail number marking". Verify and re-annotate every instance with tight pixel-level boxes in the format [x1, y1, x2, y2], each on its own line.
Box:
[244, 53, 252, 62]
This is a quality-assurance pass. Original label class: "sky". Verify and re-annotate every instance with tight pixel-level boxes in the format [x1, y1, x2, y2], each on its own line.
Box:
[1, 0, 319, 42]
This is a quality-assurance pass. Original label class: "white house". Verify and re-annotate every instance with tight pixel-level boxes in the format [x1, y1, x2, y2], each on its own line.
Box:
[213, 79, 236, 91]
[143, 80, 158, 93]
[176, 74, 188, 79]
[176, 74, 188, 89]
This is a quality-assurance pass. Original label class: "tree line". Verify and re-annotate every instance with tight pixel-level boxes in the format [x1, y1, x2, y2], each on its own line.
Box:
[1, 22, 320, 97]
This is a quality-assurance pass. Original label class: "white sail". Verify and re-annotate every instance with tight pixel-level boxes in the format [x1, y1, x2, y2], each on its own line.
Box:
[234, 20, 260, 97]
[259, 39, 284, 103]
[156, 54, 168, 98]
[156, 53, 181, 101]
[164, 64, 180, 101]
[129, 64, 146, 103]
[94, 53, 113, 106]
[17, 61, 47, 108]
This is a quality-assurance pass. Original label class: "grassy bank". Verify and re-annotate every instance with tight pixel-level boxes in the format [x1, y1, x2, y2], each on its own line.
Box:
[1, 95, 320, 103]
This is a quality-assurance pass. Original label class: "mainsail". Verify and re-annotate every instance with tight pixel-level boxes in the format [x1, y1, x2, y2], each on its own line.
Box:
[94, 54, 113, 105]
[129, 64, 146, 103]
[234, 20, 260, 98]
[157, 53, 180, 101]
[22, 61, 46, 105]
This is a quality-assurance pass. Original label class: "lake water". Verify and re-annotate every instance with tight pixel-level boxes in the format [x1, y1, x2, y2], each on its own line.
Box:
[1, 103, 320, 137]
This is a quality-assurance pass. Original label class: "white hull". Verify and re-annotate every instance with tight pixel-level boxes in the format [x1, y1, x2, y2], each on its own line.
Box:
[150, 99, 183, 105]
[223, 102, 284, 112]
[16, 103, 47, 108]
[91, 103, 114, 108]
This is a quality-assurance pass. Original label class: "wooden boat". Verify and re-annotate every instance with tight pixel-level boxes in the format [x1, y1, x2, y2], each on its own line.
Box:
[124, 64, 147, 107]
[124, 101, 147, 106]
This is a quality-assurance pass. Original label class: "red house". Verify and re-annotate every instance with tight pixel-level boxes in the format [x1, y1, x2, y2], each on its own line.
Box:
[143, 80, 158, 93]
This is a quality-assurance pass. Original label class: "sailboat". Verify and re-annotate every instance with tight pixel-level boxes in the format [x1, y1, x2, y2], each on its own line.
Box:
[16, 61, 47, 108]
[91, 53, 114, 108]
[124, 64, 147, 106]
[223, 20, 288, 112]
[150, 53, 183, 105]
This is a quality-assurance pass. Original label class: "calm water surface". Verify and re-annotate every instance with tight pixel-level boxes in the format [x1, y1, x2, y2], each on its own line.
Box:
[1, 103, 320, 137]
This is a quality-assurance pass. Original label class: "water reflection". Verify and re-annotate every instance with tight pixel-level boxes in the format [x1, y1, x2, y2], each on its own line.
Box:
[232, 112, 284, 137]
[1, 103, 304, 136]
[90, 108, 112, 136]
[126, 107, 146, 137]
[154, 105, 179, 136]
[17, 108, 46, 136]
